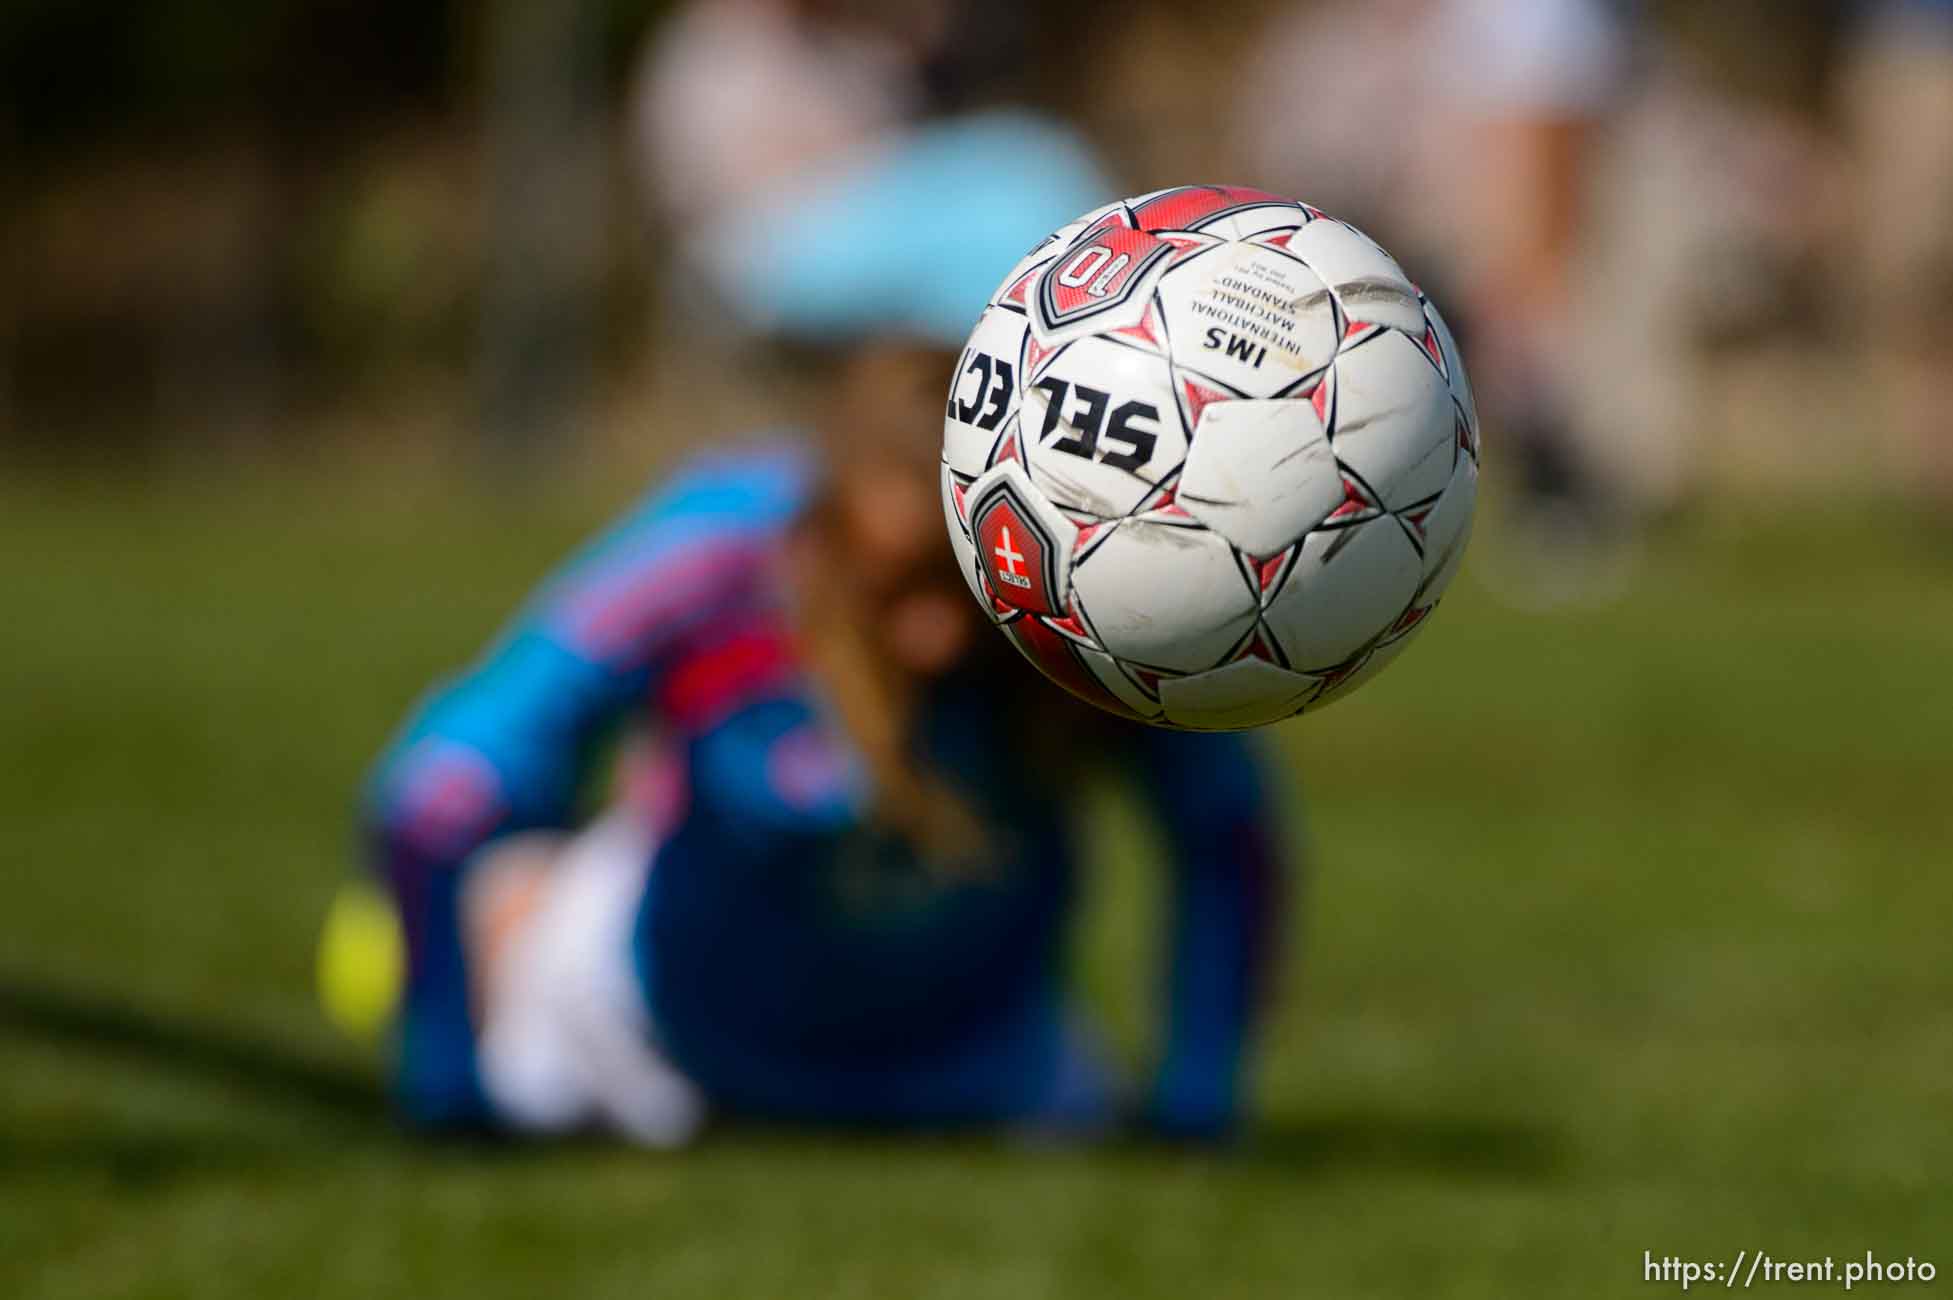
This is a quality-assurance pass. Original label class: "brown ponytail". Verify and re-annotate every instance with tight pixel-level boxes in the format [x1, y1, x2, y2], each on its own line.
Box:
[786, 496, 994, 877]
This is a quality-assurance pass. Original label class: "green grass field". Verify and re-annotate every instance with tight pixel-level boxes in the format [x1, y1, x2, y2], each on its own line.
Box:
[4, 470, 1950, 1299]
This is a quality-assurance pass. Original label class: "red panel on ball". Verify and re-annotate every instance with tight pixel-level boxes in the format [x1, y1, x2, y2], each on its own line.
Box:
[1039, 227, 1171, 328]
[973, 494, 1060, 617]
[1131, 184, 1292, 233]
[1006, 617, 1143, 721]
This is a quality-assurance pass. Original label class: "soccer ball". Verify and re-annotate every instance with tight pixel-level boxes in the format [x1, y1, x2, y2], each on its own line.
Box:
[941, 185, 1478, 730]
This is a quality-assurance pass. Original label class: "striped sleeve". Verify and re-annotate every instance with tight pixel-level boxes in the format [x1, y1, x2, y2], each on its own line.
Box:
[362, 444, 812, 1125]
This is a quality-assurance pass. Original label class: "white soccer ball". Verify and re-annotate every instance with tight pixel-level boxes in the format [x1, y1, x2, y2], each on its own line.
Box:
[941, 186, 1478, 730]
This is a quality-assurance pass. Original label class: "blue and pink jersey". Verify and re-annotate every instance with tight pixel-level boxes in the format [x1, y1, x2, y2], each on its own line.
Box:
[366, 441, 1290, 1137]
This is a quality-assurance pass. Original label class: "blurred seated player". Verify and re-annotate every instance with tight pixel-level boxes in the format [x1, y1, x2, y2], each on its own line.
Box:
[348, 115, 1294, 1146]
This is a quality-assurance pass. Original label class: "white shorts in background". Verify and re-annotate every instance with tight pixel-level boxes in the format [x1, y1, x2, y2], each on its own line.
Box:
[467, 813, 705, 1148]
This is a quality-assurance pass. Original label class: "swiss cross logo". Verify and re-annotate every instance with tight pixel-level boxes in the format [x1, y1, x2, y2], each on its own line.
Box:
[972, 486, 1061, 617]
[1034, 218, 1172, 333]
[992, 524, 1030, 588]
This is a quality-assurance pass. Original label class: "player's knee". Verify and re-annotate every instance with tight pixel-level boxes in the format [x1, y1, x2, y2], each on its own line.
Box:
[368, 739, 509, 864]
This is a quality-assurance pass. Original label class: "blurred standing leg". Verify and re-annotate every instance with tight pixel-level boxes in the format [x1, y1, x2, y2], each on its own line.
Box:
[1844, 0, 1953, 506]
[1431, 0, 1630, 530]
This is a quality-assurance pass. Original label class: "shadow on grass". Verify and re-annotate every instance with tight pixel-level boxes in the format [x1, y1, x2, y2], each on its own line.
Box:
[1239, 1111, 1563, 1180]
[0, 972, 385, 1119]
[669, 1110, 1564, 1185]
[0, 973, 1562, 1187]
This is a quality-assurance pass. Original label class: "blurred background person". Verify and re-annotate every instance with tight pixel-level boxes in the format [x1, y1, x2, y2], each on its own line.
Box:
[1235, 0, 1632, 579]
[1233, 0, 1953, 549]
[1843, 0, 1953, 506]
[1565, 0, 1952, 518]
[626, 0, 1048, 405]
[632, 0, 929, 231]
[354, 117, 1296, 1144]
[631, 0, 1054, 229]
